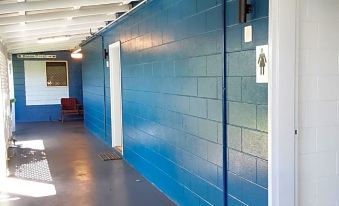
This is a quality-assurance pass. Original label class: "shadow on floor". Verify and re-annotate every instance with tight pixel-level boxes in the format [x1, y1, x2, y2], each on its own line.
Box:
[0, 121, 175, 206]
[8, 146, 53, 182]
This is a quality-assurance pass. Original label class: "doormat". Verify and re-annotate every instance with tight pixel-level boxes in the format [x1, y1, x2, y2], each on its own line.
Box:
[98, 151, 122, 161]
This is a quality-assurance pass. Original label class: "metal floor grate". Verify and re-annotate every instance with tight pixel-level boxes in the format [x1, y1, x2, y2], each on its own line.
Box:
[98, 151, 122, 161]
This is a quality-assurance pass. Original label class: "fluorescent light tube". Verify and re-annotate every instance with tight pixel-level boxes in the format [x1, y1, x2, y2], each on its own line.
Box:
[71, 53, 83, 59]
[37, 36, 70, 44]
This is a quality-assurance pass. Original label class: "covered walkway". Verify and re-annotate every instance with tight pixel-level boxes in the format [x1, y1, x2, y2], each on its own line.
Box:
[1, 121, 174, 206]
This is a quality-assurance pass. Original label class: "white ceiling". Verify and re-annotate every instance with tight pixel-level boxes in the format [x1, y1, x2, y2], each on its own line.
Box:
[0, 0, 134, 53]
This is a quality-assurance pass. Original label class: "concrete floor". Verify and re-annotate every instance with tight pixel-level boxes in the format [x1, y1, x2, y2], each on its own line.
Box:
[1, 121, 175, 206]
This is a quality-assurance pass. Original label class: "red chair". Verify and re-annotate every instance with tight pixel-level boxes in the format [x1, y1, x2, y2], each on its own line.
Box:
[61, 98, 82, 123]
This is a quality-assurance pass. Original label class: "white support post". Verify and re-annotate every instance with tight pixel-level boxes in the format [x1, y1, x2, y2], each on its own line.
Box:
[268, 0, 298, 205]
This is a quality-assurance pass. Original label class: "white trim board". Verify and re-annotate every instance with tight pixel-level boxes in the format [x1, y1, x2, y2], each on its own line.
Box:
[109, 41, 123, 153]
[268, 0, 298, 205]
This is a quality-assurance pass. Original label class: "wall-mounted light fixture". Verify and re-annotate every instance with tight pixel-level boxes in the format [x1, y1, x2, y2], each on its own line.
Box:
[239, 0, 253, 23]
[104, 49, 109, 59]
[71, 48, 82, 59]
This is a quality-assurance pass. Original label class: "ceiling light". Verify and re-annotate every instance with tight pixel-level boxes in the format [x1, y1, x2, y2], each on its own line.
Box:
[18, 11, 25, 15]
[71, 48, 82, 59]
[73, 6, 80, 10]
[37, 36, 70, 44]
[71, 53, 82, 59]
[17, 0, 25, 2]
[20, 22, 26, 25]
[67, 17, 73, 21]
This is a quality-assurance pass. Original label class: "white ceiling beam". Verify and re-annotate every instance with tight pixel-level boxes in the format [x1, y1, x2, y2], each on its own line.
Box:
[7, 35, 87, 48]
[10, 43, 79, 50]
[8, 43, 82, 52]
[8, 44, 82, 54]
[0, 14, 116, 33]
[0, 4, 129, 26]
[10, 44, 80, 54]
[0, 22, 105, 39]
[4, 32, 89, 44]
[8, 41, 83, 51]
[10, 42, 81, 50]
[0, 0, 131, 14]
[3, 30, 90, 43]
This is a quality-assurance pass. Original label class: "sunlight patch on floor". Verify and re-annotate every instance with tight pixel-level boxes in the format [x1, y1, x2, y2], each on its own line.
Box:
[15, 158, 53, 182]
[16, 140, 45, 150]
[0, 177, 56, 197]
[0, 193, 21, 202]
[1, 139, 56, 199]
[10, 139, 53, 182]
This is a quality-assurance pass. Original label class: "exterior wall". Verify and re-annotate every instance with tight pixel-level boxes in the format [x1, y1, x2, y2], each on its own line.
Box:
[13, 51, 82, 122]
[298, 0, 339, 205]
[82, 0, 224, 205]
[0, 42, 10, 179]
[82, 37, 107, 143]
[82, 0, 270, 205]
[225, 0, 269, 205]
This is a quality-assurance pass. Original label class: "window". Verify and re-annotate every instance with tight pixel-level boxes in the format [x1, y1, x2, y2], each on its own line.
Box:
[46, 62, 67, 86]
[25, 61, 69, 105]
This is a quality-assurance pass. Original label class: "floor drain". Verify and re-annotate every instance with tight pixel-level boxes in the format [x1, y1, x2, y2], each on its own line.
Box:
[98, 151, 122, 161]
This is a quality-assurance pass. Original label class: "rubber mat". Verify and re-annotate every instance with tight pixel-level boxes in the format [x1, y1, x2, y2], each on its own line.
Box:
[98, 151, 122, 161]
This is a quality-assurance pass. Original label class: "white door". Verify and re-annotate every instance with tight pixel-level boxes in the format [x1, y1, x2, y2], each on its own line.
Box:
[109, 41, 123, 153]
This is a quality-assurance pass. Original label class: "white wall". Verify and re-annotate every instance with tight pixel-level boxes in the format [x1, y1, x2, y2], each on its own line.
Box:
[298, 0, 339, 205]
[8, 60, 15, 132]
[0, 43, 10, 179]
[24, 61, 69, 105]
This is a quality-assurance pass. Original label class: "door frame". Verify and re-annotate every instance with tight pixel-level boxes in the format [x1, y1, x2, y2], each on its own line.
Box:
[268, 0, 298, 205]
[108, 41, 123, 154]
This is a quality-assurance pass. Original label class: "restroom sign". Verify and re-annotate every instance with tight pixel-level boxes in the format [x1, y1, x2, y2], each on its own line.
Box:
[256, 45, 269, 83]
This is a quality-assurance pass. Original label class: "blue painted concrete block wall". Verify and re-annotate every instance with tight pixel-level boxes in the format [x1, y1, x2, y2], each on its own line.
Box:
[82, 37, 108, 144]
[226, 0, 269, 205]
[82, 0, 224, 205]
[13, 51, 83, 122]
[82, 0, 269, 205]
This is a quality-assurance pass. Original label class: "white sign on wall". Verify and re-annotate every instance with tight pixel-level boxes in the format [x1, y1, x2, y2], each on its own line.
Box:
[17, 54, 56, 59]
[256, 45, 269, 83]
[244, 25, 253, 43]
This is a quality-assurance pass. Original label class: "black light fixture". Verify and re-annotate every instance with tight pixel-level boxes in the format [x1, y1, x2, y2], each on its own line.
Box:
[239, 0, 253, 23]
[104, 49, 109, 60]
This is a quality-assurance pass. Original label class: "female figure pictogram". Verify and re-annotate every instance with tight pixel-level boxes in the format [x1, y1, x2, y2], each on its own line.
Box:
[258, 48, 267, 75]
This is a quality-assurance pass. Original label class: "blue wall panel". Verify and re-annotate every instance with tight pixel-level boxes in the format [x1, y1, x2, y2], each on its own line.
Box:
[81, 0, 269, 205]
[226, 0, 269, 205]
[81, 37, 107, 143]
[13, 50, 83, 123]
[82, 0, 224, 205]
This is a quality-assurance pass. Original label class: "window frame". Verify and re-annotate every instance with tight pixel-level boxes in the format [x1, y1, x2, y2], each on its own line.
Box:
[45, 60, 69, 87]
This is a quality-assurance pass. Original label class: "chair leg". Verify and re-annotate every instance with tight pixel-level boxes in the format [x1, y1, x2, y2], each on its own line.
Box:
[61, 113, 64, 124]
